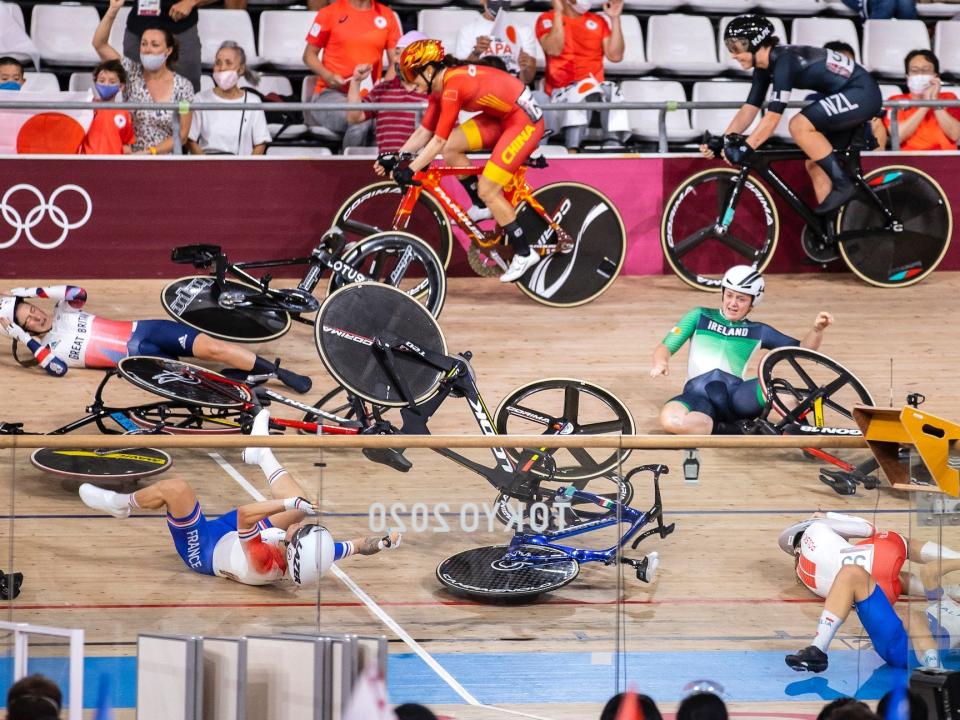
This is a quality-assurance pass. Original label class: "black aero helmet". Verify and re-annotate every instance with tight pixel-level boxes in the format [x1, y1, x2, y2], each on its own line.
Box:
[724, 14, 775, 53]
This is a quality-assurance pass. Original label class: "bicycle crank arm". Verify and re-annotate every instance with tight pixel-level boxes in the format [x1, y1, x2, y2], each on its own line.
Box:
[619, 552, 659, 583]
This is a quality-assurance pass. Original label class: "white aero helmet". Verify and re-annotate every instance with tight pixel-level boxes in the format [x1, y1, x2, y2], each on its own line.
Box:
[0, 296, 20, 327]
[721, 265, 764, 306]
[286, 524, 335, 586]
[777, 519, 815, 555]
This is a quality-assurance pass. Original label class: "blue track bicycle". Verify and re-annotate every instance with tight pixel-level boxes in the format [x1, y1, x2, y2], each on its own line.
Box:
[437, 464, 675, 600]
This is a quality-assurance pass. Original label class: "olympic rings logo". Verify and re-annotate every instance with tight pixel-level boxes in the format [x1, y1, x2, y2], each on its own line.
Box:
[0, 183, 93, 250]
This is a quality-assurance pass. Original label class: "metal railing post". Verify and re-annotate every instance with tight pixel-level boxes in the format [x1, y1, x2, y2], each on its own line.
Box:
[889, 110, 901, 151]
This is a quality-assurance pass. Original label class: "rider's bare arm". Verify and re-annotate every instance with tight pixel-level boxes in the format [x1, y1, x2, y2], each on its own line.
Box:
[701, 104, 762, 157]
[745, 111, 781, 150]
[799, 311, 832, 351]
[650, 344, 671, 378]
[409, 134, 447, 173]
[398, 126, 434, 156]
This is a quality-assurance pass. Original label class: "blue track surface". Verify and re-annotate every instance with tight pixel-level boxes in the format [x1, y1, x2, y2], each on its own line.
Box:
[2, 650, 955, 709]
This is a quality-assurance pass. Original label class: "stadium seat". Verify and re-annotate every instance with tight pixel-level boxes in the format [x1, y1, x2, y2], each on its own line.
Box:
[646, 15, 726, 76]
[756, 0, 824, 15]
[393, 0, 447, 6]
[878, 83, 903, 99]
[200, 75, 214, 92]
[418, 9, 477, 54]
[264, 145, 333, 156]
[934, 21, 960, 77]
[22, 71, 61, 92]
[605, 14, 654, 75]
[504, 11, 547, 70]
[822, 0, 858, 14]
[621, 79, 698, 143]
[534, 143, 569, 156]
[862, 19, 930, 77]
[461, 0, 527, 6]
[31, 3, 101, 66]
[691, 80, 758, 135]
[772, 89, 807, 140]
[624, 0, 682, 10]
[343, 146, 378, 156]
[0, 2, 36, 67]
[718, 16, 787, 73]
[918, 3, 960, 17]
[241, 74, 307, 138]
[1, 1, 24, 29]
[68, 71, 92, 92]
[198, 9, 260, 68]
[791, 17, 861, 63]
[108, 6, 131, 53]
[300, 76, 340, 142]
[258, 10, 314, 70]
[686, 0, 754, 13]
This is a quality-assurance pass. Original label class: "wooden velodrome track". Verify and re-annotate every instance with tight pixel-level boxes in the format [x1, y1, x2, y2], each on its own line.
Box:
[2, 273, 959, 719]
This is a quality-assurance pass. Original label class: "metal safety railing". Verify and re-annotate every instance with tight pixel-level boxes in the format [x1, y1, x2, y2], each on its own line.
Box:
[3, 97, 959, 154]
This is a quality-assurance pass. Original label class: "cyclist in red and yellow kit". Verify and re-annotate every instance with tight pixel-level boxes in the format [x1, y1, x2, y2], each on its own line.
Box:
[378, 39, 546, 283]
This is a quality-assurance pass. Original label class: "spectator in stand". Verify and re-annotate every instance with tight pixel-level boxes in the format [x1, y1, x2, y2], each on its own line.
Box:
[93, 0, 194, 155]
[817, 699, 872, 720]
[884, 49, 960, 150]
[346, 30, 427, 153]
[0, 56, 24, 91]
[6, 674, 62, 720]
[677, 692, 728, 720]
[600, 692, 663, 720]
[876, 689, 928, 720]
[82, 59, 135, 154]
[455, 0, 538, 87]
[536, 0, 628, 151]
[188, 41, 269, 155]
[302, 0, 402, 150]
[841, 0, 917, 18]
[123, 0, 215, 92]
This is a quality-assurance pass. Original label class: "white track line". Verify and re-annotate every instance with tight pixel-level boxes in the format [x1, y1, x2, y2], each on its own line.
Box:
[209, 451, 556, 720]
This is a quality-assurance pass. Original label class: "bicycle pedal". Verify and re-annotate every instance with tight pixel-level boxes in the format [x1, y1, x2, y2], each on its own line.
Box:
[362, 447, 412, 473]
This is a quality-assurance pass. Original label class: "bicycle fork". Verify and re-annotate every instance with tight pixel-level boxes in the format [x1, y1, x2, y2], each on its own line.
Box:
[714, 166, 751, 236]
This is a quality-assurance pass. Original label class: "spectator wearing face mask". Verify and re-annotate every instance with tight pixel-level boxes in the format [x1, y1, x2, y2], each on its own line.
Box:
[884, 49, 960, 150]
[0, 56, 25, 92]
[82, 59, 135, 154]
[188, 41, 270, 155]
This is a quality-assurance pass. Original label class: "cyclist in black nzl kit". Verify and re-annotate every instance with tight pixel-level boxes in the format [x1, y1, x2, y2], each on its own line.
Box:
[701, 14, 883, 215]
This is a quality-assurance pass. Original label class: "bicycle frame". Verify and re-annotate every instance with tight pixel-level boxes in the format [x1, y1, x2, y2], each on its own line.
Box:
[506, 465, 674, 566]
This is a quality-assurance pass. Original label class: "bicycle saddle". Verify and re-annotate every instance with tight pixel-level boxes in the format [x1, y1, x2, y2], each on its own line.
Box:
[171, 244, 223, 267]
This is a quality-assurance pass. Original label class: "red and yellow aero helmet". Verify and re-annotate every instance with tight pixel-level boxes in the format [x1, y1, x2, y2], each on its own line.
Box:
[397, 39, 445, 83]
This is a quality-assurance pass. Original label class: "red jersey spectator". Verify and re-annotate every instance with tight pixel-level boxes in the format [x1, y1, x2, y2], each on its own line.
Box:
[536, 0, 627, 151]
[82, 59, 135, 155]
[346, 31, 427, 152]
[302, 0, 401, 149]
[883, 49, 960, 151]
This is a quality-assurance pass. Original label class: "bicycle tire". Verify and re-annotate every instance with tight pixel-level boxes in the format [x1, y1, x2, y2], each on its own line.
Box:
[494, 473, 635, 528]
[436, 544, 579, 600]
[31, 446, 172, 480]
[127, 405, 246, 434]
[327, 231, 447, 319]
[315, 283, 447, 407]
[118, 357, 253, 408]
[494, 378, 635, 481]
[515, 182, 627, 307]
[660, 168, 778, 291]
[332, 180, 454, 269]
[758, 347, 873, 428]
[161, 275, 292, 343]
[837, 165, 952, 288]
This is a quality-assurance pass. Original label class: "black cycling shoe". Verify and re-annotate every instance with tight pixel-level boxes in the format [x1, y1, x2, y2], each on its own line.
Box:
[785, 645, 828, 673]
[362, 447, 412, 473]
[814, 183, 856, 216]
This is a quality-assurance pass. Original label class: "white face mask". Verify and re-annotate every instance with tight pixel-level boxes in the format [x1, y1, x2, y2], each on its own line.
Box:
[571, 0, 592, 13]
[906, 74, 933, 94]
[140, 53, 167, 72]
[213, 70, 239, 90]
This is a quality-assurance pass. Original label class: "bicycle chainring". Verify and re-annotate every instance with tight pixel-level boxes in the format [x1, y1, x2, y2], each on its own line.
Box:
[801, 224, 840, 263]
[467, 245, 506, 277]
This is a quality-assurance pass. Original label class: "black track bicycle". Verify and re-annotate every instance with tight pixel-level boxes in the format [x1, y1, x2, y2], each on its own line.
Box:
[661, 132, 952, 290]
[160, 227, 446, 344]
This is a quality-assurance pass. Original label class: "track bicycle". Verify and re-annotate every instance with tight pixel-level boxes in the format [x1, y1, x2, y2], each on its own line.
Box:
[661, 132, 952, 290]
[160, 227, 446, 344]
[332, 155, 627, 307]
[310, 281, 637, 511]
[437, 464, 675, 601]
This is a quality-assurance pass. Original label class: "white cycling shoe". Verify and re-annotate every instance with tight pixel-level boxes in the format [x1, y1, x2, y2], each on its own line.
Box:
[500, 250, 540, 283]
[242, 408, 271, 465]
[79, 483, 130, 519]
[466, 205, 493, 222]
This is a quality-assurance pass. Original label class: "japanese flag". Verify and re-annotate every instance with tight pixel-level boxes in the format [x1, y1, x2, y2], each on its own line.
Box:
[0, 90, 94, 155]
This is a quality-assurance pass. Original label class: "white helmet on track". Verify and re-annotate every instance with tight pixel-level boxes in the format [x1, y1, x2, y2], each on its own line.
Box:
[721, 265, 765, 306]
[286, 524, 335, 586]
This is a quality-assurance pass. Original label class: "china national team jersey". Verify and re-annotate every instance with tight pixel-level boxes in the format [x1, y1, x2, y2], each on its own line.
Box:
[535, 11, 610, 95]
[305, 0, 401, 94]
[420, 64, 530, 140]
[82, 108, 135, 155]
[661, 307, 798, 381]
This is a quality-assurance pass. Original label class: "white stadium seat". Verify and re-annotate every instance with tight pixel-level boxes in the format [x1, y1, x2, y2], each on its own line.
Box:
[686, 0, 754, 13]
[756, 0, 824, 15]
[258, 10, 314, 70]
[791, 17, 861, 63]
[621, 80, 698, 142]
[343, 146, 378, 156]
[22, 71, 61, 92]
[934, 21, 960, 77]
[1, 1, 24, 28]
[647, 15, 726, 76]
[605, 14, 654, 75]
[108, 6, 131, 53]
[624, 0, 682, 10]
[241, 74, 307, 139]
[265, 146, 333, 157]
[878, 83, 903, 100]
[918, 3, 960, 17]
[862, 19, 930, 77]
[31, 3, 101, 66]
[772, 89, 808, 140]
[718, 16, 787, 73]
[300, 76, 340, 142]
[0, 2, 36, 66]
[418, 9, 477, 54]
[691, 80, 758, 136]
[504, 11, 547, 70]
[198, 9, 260, 68]
[68, 71, 92, 92]
[200, 75, 214, 92]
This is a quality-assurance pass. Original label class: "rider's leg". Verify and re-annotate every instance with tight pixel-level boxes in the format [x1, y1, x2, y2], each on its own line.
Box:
[242, 408, 309, 501]
[444, 124, 489, 218]
[79, 476, 198, 519]
[804, 159, 832, 204]
[660, 400, 713, 435]
[192, 333, 312, 394]
[790, 114, 854, 215]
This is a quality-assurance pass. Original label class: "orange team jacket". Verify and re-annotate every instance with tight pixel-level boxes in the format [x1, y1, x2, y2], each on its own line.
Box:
[535, 11, 611, 96]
